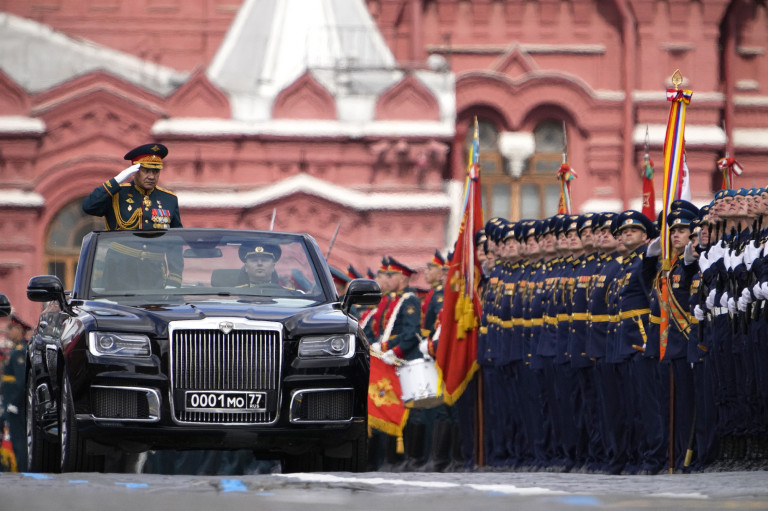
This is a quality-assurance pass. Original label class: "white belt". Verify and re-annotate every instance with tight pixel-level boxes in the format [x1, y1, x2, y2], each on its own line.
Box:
[711, 307, 728, 316]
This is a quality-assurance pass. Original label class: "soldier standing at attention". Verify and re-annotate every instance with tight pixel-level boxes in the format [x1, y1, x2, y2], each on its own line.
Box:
[1, 314, 31, 472]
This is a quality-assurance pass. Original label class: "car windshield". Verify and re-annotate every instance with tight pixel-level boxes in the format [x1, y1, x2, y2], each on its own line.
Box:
[87, 230, 327, 306]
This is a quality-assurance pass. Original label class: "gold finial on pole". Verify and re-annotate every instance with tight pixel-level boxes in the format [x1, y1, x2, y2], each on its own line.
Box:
[671, 69, 683, 90]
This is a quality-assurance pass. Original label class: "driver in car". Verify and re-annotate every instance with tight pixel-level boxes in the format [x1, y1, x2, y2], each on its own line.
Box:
[238, 243, 297, 293]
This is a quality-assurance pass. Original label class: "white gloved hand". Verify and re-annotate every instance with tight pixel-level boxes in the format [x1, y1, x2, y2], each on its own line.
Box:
[730, 250, 744, 270]
[723, 250, 733, 271]
[646, 237, 662, 257]
[370, 341, 382, 352]
[683, 241, 697, 265]
[419, 339, 430, 358]
[705, 289, 717, 309]
[762, 282, 768, 301]
[743, 241, 763, 270]
[699, 250, 712, 273]
[727, 297, 737, 315]
[694, 305, 705, 322]
[381, 349, 397, 365]
[6, 404, 18, 415]
[753, 282, 765, 301]
[738, 295, 750, 312]
[114, 163, 141, 183]
[708, 241, 725, 261]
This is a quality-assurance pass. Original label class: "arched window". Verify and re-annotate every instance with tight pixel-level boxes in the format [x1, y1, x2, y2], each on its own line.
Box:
[467, 118, 562, 221]
[45, 199, 104, 289]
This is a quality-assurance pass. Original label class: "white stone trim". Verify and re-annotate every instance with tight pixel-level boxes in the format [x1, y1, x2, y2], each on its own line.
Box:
[0, 189, 45, 207]
[0, 116, 45, 134]
[177, 173, 451, 211]
[632, 124, 726, 148]
[152, 118, 454, 138]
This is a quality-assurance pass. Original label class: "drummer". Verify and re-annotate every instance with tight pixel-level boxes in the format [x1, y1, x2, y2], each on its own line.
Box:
[377, 257, 422, 365]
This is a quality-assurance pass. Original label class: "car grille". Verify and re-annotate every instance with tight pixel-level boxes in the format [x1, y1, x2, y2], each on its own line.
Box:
[290, 389, 354, 423]
[170, 325, 281, 424]
[91, 387, 151, 420]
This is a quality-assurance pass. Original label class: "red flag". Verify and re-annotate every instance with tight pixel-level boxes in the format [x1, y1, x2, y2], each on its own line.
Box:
[368, 354, 409, 452]
[0, 423, 17, 473]
[435, 118, 484, 405]
[641, 158, 656, 220]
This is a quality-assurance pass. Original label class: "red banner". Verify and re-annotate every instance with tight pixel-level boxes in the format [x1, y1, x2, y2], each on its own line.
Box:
[435, 119, 483, 405]
[368, 354, 408, 451]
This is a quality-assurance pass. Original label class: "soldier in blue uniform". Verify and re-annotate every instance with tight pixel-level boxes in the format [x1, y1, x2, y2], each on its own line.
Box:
[1, 314, 31, 472]
[82, 143, 184, 289]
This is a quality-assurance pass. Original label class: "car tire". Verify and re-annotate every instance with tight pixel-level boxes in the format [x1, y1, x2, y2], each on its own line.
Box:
[58, 376, 104, 473]
[26, 370, 58, 473]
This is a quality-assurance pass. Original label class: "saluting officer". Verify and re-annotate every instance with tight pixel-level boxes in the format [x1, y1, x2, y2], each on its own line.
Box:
[83, 143, 182, 231]
[82, 143, 183, 288]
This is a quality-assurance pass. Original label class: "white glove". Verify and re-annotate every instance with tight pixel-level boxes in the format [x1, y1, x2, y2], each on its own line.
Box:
[738, 296, 750, 312]
[381, 349, 397, 365]
[646, 237, 662, 257]
[723, 250, 732, 271]
[6, 404, 18, 415]
[753, 282, 764, 301]
[705, 289, 717, 309]
[727, 297, 736, 314]
[114, 163, 140, 183]
[709, 241, 725, 261]
[743, 241, 762, 270]
[699, 250, 711, 273]
[762, 282, 768, 301]
[419, 339, 430, 358]
[694, 305, 705, 322]
[730, 251, 744, 270]
[683, 241, 697, 265]
[370, 341, 382, 352]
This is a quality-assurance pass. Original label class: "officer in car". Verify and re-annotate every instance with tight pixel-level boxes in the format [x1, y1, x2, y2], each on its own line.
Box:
[83, 143, 184, 288]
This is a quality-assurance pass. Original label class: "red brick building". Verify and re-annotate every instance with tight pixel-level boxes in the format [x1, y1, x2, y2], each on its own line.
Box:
[1, 0, 767, 323]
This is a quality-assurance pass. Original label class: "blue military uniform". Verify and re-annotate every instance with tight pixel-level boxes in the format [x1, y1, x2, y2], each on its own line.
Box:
[1, 315, 31, 472]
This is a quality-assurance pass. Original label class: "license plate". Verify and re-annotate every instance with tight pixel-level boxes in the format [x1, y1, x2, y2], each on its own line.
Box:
[184, 391, 266, 412]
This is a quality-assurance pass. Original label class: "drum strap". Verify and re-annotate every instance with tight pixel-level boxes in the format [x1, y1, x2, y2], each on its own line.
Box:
[379, 292, 413, 345]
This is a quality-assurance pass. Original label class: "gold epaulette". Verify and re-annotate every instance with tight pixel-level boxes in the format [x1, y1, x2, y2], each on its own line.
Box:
[155, 186, 178, 197]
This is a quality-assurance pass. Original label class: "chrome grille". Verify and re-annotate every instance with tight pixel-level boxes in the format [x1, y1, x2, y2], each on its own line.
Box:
[169, 320, 281, 425]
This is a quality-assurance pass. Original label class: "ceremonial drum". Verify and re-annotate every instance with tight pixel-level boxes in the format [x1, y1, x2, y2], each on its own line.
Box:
[396, 358, 443, 409]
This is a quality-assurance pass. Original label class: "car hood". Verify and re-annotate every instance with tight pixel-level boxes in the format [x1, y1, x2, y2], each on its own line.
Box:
[80, 300, 353, 338]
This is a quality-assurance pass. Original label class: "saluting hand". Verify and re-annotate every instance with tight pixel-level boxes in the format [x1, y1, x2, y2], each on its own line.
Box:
[114, 163, 141, 184]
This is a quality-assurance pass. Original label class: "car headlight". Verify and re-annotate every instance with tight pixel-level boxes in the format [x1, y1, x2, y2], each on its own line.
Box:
[89, 332, 151, 357]
[298, 334, 355, 359]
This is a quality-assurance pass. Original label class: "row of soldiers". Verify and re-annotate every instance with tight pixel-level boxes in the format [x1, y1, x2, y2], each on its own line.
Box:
[477, 187, 768, 474]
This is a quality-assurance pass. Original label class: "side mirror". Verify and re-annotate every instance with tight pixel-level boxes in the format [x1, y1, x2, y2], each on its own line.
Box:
[27, 275, 73, 314]
[0, 294, 10, 317]
[341, 278, 381, 315]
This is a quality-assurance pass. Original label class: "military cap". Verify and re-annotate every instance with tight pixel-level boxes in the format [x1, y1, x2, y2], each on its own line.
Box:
[577, 213, 598, 234]
[748, 187, 761, 197]
[734, 187, 749, 197]
[522, 220, 541, 240]
[387, 257, 416, 277]
[474, 229, 486, 247]
[598, 212, 617, 231]
[698, 204, 710, 220]
[377, 256, 390, 274]
[484, 218, 503, 243]
[330, 266, 351, 286]
[366, 268, 376, 279]
[8, 313, 31, 332]
[346, 264, 363, 280]
[564, 215, 580, 233]
[616, 209, 657, 238]
[502, 221, 517, 241]
[715, 189, 736, 200]
[670, 199, 700, 216]
[427, 250, 447, 267]
[667, 208, 697, 229]
[239, 242, 281, 262]
[124, 143, 168, 170]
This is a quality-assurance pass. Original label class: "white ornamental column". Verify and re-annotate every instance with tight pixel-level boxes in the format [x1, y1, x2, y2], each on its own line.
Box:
[497, 131, 535, 178]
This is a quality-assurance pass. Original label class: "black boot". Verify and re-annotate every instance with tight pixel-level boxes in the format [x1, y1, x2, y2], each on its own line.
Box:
[419, 420, 452, 472]
[393, 423, 425, 472]
[445, 424, 469, 472]
[377, 434, 404, 472]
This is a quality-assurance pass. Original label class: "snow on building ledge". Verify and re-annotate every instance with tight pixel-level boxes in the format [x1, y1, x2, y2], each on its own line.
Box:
[0, 116, 45, 134]
[633, 124, 725, 149]
[153, 118, 454, 138]
[177, 173, 452, 211]
[0, 189, 45, 207]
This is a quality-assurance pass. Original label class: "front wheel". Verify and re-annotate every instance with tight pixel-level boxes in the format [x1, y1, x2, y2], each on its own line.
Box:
[26, 370, 58, 473]
[58, 376, 103, 472]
